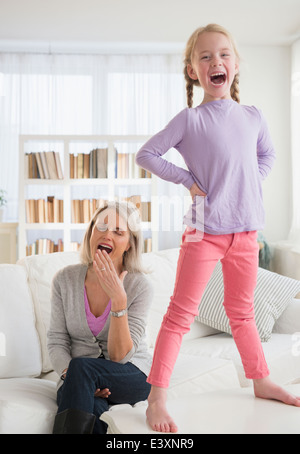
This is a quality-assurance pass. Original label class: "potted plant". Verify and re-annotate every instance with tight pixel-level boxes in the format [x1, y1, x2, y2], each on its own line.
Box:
[0, 189, 7, 222]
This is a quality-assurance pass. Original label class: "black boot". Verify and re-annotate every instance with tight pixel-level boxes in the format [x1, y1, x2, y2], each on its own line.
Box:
[53, 408, 96, 434]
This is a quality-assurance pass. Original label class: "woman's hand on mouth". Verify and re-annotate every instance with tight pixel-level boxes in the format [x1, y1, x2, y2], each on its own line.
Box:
[93, 249, 128, 304]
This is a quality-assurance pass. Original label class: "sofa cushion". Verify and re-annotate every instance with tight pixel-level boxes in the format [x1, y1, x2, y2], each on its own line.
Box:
[168, 352, 240, 398]
[18, 251, 80, 372]
[196, 262, 300, 342]
[0, 265, 41, 378]
[0, 378, 57, 434]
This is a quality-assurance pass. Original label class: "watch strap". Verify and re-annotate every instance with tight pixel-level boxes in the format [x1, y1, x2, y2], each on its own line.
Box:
[110, 308, 128, 318]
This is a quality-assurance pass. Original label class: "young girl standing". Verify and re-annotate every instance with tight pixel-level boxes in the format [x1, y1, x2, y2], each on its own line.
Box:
[136, 24, 300, 433]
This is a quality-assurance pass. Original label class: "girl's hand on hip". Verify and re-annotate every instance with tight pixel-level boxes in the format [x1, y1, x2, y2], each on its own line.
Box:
[190, 182, 207, 200]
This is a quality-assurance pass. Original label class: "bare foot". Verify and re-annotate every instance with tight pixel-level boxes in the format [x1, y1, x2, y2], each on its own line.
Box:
[146, 386, 178, 433]
[253, 377, 300, 407]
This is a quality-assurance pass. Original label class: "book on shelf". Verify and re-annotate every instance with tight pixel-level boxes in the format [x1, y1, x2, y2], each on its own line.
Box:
[70, 148, 108, 179]
[26, 238, 64, 256]
[25, 151, 63, 179]
[116, 152, 151, 179]
[25, 196, 63, 223]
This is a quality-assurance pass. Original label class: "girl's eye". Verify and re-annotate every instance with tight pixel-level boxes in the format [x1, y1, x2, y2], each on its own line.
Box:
[201, 56, 210, 60]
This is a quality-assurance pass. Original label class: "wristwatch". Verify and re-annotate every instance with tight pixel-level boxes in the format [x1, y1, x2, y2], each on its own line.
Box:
[110, 308, 128, 318]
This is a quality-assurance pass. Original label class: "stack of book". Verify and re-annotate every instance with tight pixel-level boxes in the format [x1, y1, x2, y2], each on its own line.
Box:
[26, 236, 152, 256]
[25, 152, 63, 179]
[71, 195, 151, 224]
[25, 196, 63, 223]
[70, 148, 108, 178]
[26, 238, 64, 256]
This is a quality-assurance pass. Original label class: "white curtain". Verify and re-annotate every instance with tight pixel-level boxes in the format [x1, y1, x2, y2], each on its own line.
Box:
[0, 52, 187, 249]
[289, 39, 300, 246]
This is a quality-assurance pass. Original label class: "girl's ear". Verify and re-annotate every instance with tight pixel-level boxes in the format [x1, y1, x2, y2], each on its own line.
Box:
[187, 64, 198, 81]
[235, 60, 240, 75]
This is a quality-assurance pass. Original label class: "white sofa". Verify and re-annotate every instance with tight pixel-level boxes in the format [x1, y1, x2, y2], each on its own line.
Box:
[1, 248, 300, 434]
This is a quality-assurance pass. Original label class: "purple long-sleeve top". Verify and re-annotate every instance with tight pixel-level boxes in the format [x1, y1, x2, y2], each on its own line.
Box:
[136, 99, 275, 235]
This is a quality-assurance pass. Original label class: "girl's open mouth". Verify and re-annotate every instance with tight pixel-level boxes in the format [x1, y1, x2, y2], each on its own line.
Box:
[210, 72, 226, 86]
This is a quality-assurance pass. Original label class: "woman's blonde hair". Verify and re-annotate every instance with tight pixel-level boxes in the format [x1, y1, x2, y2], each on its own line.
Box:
[80, 200, 145, 273]
[183, 24, 240, 108]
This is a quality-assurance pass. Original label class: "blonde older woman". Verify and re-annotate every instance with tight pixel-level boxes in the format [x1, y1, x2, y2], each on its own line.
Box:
[48, 201, 153, 434]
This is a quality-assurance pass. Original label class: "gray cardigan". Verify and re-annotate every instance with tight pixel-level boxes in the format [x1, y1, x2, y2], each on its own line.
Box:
[47, 264, 153, 384]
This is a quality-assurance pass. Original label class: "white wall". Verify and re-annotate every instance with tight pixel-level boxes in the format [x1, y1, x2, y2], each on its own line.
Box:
[239, 45, 292, 242]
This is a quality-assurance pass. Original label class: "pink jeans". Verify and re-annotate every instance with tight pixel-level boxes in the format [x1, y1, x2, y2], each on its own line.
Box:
[147, 229, 270, 388]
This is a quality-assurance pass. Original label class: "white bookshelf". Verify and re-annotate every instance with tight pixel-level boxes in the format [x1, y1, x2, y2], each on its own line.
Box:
[18, 134, 158, 259]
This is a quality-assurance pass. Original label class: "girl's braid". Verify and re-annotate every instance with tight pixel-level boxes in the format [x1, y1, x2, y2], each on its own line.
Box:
[184, 66, 198, 108]
[230, 73, 240, 104]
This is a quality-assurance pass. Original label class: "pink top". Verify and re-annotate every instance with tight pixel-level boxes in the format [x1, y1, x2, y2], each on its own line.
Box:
[84, 286, 111, 336]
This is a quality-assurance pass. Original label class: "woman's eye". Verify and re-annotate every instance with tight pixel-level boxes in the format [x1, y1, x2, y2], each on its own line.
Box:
[96, 224, 107, 232]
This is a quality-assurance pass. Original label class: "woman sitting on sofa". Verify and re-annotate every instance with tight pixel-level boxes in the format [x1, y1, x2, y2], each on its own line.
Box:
[47, 201, 153, 434]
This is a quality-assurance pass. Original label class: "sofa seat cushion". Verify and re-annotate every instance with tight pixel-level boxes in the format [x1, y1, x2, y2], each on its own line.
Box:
[0, 378, 57, 434]
[100, 384, 300, 434]
[180, 333, 300, 387]
[168, 352, 240, 398]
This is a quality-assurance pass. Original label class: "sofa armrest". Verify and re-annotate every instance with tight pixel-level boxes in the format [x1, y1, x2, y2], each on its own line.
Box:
[273, 298, 300, 334]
